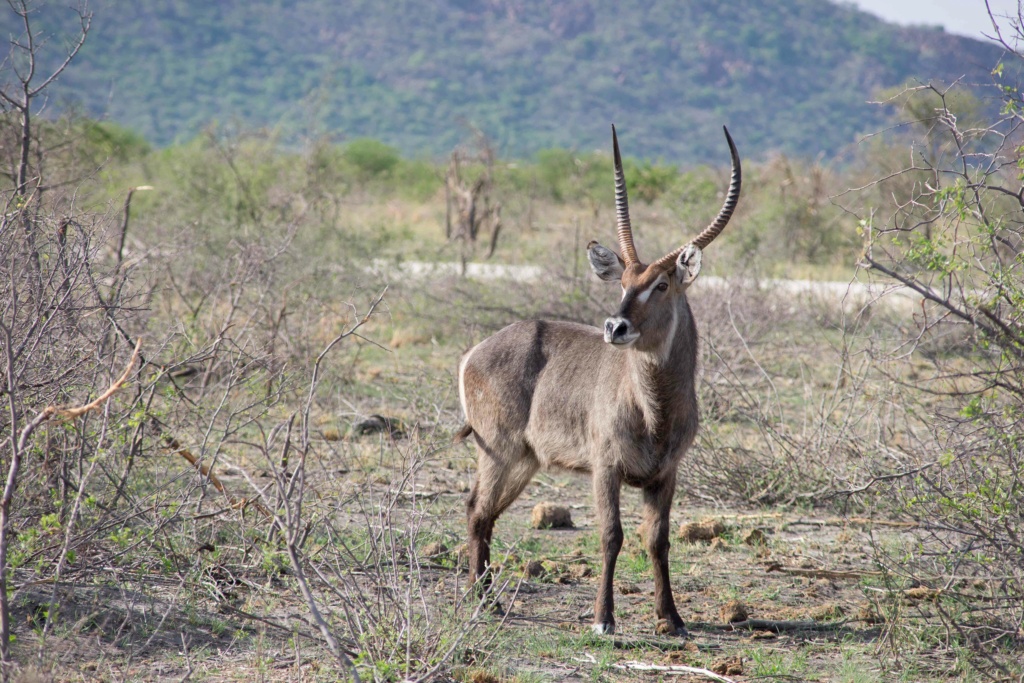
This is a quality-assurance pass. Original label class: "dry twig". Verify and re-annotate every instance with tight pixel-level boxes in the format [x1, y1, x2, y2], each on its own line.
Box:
[575, 653, 737, 682]
[156, 428, 270, 518]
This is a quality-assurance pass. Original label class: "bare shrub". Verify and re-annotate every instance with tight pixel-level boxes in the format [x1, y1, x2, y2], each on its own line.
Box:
[446, 129, 503, 261]
[0, 6, 507, 680]
[825, 9, 1024, 674]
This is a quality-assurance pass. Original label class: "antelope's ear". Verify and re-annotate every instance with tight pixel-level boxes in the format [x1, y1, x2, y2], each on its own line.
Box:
[587, 241, 625, 282]
[674, 244, 702, 285]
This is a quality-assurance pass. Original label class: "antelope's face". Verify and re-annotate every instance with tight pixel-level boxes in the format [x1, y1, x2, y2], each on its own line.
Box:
[588, 243, 702, 352]
[587, 124, 740, 354]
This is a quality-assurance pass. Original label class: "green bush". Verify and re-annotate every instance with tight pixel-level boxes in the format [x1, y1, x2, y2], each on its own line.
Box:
[81, 120, 151, 162]
[534, 148, 575, 201]
[344, 137, 401, 179]
[624, 159, 679, 204]
[393, 158, 441, 201]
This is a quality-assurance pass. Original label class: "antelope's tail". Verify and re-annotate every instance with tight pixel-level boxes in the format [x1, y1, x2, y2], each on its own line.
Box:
[453, 423, 474, 444]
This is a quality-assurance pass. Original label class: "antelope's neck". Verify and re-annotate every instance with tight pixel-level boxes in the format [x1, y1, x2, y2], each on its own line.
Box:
[623, 303, 697, 434]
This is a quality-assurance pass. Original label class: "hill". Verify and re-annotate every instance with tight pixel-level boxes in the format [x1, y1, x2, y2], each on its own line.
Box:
[34, 0, 1005, 162]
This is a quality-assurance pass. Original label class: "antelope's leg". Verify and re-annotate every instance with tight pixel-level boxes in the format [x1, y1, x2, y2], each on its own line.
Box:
[466, 484, 496, 586]
[642, 473, 686, 635]
[466, 444, 538, 588]
[592, 467, 623, 634]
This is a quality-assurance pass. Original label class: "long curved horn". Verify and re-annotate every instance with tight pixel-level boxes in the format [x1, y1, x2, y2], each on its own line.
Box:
[651, 126, 741, 271]
[612, 124, 639, 267]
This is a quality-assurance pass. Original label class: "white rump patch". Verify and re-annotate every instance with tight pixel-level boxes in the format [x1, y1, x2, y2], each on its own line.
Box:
[458, 341, 483, 419]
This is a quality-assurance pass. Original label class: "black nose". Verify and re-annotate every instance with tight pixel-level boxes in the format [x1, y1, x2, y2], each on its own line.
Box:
[605, 319, 629, 339]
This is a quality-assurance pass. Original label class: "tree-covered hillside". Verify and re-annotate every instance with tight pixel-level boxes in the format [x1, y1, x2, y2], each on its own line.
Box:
[35, 0, 1003, 161]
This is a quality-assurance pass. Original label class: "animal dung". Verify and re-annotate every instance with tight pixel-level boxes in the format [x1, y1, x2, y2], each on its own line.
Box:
[810, 602, 845, 621]
[902, 586, 942, 603]
[678, 517, 726, 542]
[719, 599, 749, 623]
[566, 562, 592, 579]
[350, 414, 405, 438]
[420, 541, 448, 559]
[530, 502, 574, 529]
[742, 528, 767, 546]
[856, 603, 883, 624]
[711, 656, 744, 676]
[522, 559, 545, 577]
[531, 559, 591, 584]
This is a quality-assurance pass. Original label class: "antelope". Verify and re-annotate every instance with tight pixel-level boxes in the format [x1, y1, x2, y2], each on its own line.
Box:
[456, 125, 740, 636]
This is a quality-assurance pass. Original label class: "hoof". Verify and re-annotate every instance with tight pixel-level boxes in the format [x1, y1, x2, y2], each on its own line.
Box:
[591, 621, 615, 635]
[655, 618, 689, 637]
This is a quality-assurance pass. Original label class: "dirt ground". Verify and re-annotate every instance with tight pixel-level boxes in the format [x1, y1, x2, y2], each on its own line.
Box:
[13, 433, 911, 683]
[5, 272, 942, 682]
[418, 453, 895, 683]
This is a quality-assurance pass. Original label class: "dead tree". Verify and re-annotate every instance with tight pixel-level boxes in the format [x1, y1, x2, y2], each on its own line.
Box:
[445, 132, 502, 263]
[0, 0, 91, 302]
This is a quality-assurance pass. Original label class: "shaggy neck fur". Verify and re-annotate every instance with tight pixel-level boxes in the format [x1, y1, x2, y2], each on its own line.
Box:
[622, 298, 696, 435]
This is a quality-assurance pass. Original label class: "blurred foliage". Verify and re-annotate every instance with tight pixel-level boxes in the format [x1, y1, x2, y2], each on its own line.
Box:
[59, 118, 866, 278]
[32, 0, 1003, 163]
[47, 79, 1001, 285]
[344, 138, 401, 180]
[81, 120, 152, 162]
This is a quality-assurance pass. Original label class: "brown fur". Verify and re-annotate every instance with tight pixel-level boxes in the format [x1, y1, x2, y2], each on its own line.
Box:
[453, 423, 474, 443]
[459, 254, 700, 635]
[459, 126, 739, 636]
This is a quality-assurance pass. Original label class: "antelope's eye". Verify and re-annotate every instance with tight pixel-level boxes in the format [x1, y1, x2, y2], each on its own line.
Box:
[656, 282, 669, 292]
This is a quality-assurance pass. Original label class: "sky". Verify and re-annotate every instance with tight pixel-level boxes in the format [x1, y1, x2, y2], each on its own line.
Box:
[845, 0, 1018, 40]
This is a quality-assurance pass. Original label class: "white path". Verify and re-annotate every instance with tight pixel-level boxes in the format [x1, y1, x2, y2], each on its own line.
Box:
[365, 259, 925, 312]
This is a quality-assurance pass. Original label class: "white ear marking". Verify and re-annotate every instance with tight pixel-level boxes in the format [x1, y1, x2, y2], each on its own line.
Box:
[675, 245, 702, 285]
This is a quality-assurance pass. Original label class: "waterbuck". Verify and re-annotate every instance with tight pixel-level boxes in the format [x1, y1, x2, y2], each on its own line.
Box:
[456, 125, 740, 635]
